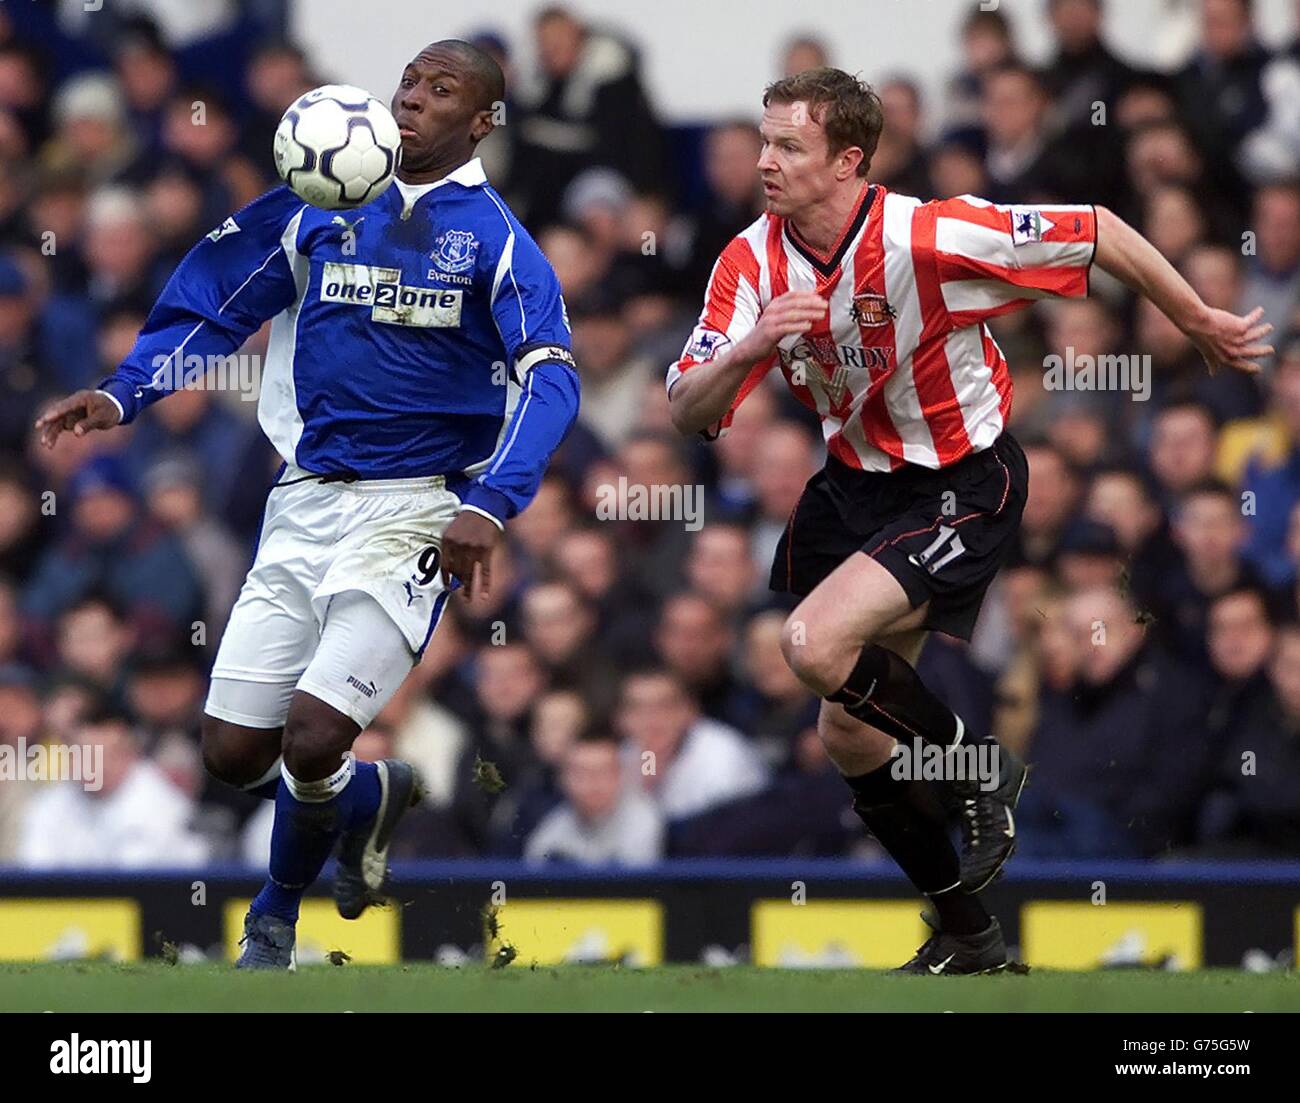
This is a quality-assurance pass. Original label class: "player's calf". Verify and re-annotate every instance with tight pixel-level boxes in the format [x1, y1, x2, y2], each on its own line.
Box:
[241, 692, 383, 955]
[785, 553, 1026, 891]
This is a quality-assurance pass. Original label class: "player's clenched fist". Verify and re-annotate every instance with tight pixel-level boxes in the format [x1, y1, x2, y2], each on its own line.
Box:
[738, 290, 829, 359]
[440, 509, 503, 600]
[34, 389, 122, 449]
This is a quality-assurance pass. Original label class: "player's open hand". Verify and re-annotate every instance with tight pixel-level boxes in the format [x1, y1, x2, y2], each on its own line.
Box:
[34, 389, 122, 448]
[441, 510, 502, 601]
[740, 290, 829, 359]
[1185, 305, 1274, 376]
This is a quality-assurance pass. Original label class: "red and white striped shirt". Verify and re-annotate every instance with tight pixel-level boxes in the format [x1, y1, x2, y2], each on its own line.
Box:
[668, 185, 1097, 471]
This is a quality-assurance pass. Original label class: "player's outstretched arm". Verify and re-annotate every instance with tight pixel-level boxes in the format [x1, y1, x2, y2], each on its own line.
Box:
[1093, 205, 1274, 375]
[668, 290, 828, 436]
[34, 389, 123, 449]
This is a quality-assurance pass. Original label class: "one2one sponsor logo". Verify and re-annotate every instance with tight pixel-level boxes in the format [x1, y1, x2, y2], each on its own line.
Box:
[320, 262, 462, 328]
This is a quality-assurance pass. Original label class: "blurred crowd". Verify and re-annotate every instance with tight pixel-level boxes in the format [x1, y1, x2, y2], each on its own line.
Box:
[0, 0, 1298, 871]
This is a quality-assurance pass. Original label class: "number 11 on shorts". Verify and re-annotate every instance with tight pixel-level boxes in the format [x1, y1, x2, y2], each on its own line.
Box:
[909, 525, 966, 575]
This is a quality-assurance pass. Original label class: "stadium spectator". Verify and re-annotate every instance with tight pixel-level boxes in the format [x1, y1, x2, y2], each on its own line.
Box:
[683, 120, 766, 297]
[111, 18, 178, 160]
[42, 71, 143, 187]
[870, 78, 932, 199]
[1239, 181, 1300, 350]
[16, 702, 210, 868]
[22, 456, 203, 657]
[521, 577, 619, 713]
[1177, 0, 1272, 165]
[1018, 586, 1212, 857]
[1241, 345, 1300, 585]
[1151, 478, 1263, 669]
[654, 592, 747, 729]
[779, 35, 832, 80]
[510, 6, 667, 226]
[1018, 441, 1082, 566]
[1197, 621, 1300, 855]
[944, 4, 1017, 146]
[524, 728, 664, 865]
[736, 608, 818, 758]
[51, 594, 134, 699]
[0, 664, 41, 861]
[571, 295, 656, 450]
[1149, 399, 1220, 506]
[0, 461, 43, 585]
[616, 667, 768, 820]
[980, 63, 1091, 203]
[1043, 0, 1134, 128]
[142, 453, 244, 637]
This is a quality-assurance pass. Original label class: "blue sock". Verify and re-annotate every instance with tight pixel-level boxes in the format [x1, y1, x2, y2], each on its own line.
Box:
[242, 757, 284, 801]
[342, 760, 382, 831]
[250, 758, 383, 923]
[247, 778, 280, 800]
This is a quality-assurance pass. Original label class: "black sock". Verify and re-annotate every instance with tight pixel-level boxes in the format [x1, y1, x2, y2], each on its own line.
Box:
[846, 763, 990, 935]
[828, 644, 964, 749]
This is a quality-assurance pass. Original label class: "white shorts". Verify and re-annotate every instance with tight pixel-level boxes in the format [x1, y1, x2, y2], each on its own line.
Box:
[204, 464, 458, 729]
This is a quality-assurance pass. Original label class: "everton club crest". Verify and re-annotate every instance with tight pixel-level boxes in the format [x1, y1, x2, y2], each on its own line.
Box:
[431, 229, 480, 275]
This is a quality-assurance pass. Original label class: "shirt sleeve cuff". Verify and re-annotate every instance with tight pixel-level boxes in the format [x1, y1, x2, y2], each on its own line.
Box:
[96, 379, 137, 424]
[460, 486, 511, 529]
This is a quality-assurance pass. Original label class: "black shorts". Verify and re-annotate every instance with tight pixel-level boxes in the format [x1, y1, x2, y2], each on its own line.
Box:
[770, 432, 1028, 640]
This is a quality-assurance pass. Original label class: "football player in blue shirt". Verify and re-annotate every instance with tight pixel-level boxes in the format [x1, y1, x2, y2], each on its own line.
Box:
[36, 41, 580, 968]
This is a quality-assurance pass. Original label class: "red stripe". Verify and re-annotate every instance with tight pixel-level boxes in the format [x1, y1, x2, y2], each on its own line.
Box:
[801, 246, 862, 464]
[983, 326, 1013, 424]
[947, 298, 1037, 329]
[847, 189, 903, 469]
[936, 253, 1088, 297]
[764, 216, 823, 428]
[935, 198, 1095, 244]
[910, 204, 972, 466]
[767, 216, 789, 297]
[700, 237, 759, 335]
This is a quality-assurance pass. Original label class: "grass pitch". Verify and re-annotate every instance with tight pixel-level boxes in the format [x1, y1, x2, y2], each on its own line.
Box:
[1, 962, 1297, 1012]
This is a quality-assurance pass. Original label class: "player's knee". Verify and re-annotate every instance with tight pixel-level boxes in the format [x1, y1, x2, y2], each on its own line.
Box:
[780, 613, 847, 695]
[280, 705, 354, 781]
[200, 716, 270, 787]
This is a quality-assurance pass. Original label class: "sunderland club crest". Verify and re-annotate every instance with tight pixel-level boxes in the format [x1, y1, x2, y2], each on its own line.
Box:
[850, 290, 896, 327]
[432, 229, 480, 274]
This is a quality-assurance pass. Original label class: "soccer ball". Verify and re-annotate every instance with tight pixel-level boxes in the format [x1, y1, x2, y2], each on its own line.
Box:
[273, 84, 401, 210]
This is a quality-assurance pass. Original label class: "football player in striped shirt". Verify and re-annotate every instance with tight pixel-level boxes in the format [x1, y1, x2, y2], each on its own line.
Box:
[668, 68, 1272, 974]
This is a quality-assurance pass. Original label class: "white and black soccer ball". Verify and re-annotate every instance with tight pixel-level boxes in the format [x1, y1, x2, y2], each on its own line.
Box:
[273, 84, 401, 210]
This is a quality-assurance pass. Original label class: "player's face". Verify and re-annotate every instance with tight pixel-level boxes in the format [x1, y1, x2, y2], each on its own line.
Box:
[757, 101, 841, 217]
[392, 48, 493, 176]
